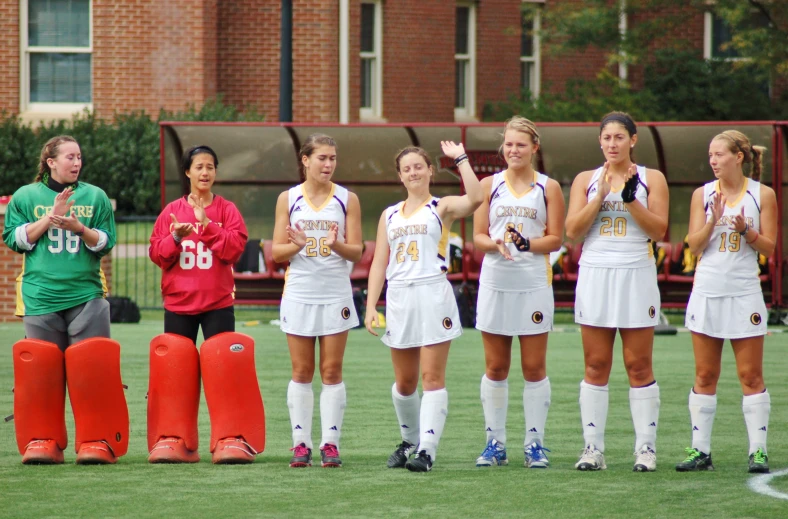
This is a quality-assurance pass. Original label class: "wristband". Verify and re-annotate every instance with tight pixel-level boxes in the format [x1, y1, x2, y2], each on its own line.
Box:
[74, 224, 85, 237]
[172, 231, 183, 244]
[738, 222, 749, 236]
[454, 154, 468, 165]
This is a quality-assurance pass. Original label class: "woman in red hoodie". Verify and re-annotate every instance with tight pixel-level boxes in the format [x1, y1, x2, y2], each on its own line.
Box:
[149, 145, 248, 343]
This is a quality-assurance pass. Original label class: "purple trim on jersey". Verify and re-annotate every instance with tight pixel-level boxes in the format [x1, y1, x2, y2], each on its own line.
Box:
[586, 180, 599, 196]
[333, 195, 347, 215]
[536, 181, 547, 206]
[289, 196, 303, 217]
[638, 179, 650, 196]
[746, 190, 761, 213]
[387, 209, 399, 222]
[489, 181, 504, 202]
[427, 203, 443, 232]
[704, 189, 717, 213]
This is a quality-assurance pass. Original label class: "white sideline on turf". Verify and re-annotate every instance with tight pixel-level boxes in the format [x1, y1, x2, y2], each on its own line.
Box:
[747, 468, 788, 501]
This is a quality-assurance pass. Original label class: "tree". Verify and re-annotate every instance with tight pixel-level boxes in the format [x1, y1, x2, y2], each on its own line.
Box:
[535, 0, 788, 79]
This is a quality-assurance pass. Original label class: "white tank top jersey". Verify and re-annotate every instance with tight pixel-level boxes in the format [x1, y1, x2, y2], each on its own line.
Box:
[693, 178, 762, 297]
[385, 197, 449, 285]
[283, 183, 353, 303]
[480, 170, 552, 292]
[580, 165, 654, 268]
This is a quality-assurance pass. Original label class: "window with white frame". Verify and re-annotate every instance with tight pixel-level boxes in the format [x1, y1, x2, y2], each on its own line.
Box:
[703, 10, 768, 60]
[22, 0, 92, 112]
[360, 1, 382, 119]
[455, 3, 476, 120]
[520, 3, 541, 98]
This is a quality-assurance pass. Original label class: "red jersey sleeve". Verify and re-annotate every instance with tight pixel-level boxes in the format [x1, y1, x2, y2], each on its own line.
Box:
[149, 201, 185, 270]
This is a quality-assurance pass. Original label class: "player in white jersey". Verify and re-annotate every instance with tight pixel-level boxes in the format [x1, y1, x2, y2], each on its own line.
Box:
[675, 130, 777, 474]
[272, 133, 363, 469]
[364, 143, 483, 472]
[565, 112, 669, 472]
[471, 117, 565, 469]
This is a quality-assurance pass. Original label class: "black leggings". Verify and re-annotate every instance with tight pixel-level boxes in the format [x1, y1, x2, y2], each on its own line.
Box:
[164, 306, 235, 344]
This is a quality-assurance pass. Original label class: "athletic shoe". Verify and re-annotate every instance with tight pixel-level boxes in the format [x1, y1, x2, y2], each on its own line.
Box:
[748, 448, 769, 474]
[387, 440, 415, 469]
[22, 439, 64, 465]
[289, 442, 312, 468]
[575, 444, 606, 471]
[675, 447, 714, 472]
[76, 441, 117, 465]
[476, 439, 508, 467]
[405, 450, 433, 472]
[212, 437, 256, 464]
[633, 445, 657, 472]
[320, 443, 342, 468]
[524, 441, 551, 468]
[148, 436, 200, 464]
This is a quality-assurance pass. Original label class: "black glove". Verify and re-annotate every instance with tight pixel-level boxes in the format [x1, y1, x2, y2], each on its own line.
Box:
[621, 173, 640, 203]
[506, 223, 530, 252]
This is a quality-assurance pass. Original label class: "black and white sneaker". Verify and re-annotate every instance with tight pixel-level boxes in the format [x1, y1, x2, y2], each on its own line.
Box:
[387, 441, 415, 469]
[405, 450, 433, 472]
[748, 448, 769, 474]
[675, 447, 713, 472]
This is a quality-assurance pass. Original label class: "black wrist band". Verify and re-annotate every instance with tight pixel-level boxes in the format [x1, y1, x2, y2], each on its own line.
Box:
[454, 154, 468, 165]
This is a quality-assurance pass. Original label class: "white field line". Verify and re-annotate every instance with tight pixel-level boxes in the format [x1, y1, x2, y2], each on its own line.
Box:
[747, 468, 788, 500]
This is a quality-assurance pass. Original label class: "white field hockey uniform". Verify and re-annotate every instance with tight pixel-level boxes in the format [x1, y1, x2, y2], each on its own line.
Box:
[280, 183, 359, 335]
[476, 171, 553, 335]
[686, 178, 767, 338]
[575, 165, 660, 328]
[381, 198, 462, 349]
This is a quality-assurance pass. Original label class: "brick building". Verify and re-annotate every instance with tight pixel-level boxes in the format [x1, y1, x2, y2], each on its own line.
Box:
[0, 0, 779, 124]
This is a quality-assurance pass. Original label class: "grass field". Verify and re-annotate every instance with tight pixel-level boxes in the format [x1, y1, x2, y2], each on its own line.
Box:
[0, 318, 787, 518]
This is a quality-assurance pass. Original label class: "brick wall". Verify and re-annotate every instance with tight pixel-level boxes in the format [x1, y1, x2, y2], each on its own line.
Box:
[92, 0, 218, 117]
[381, 1, 455, 122]
[476, 0, 521, 116]
[0, 2, 19, 115]
[218, 1, 281, 120]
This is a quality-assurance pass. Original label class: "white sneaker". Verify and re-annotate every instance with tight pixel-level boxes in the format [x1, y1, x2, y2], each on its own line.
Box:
[633, 445, 657, 472]
[575, 443, 606, 471]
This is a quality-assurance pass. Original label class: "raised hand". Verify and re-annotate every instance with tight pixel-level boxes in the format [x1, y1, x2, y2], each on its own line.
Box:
[187, 194, 208, 226]
[621, 164, 640, 203]
[495, 238, 513, 261]
[708, 191, 725, 224]
[325, 223, 339, 248]
[170, 213, 195, 238]
[729, 205, 748, 234]
[441, 140, 466, 161]
[51, 188, 74, 217]
[48, 212, 81, 233]
[286, 221, 307, 249]
[596, 162, 612, 201]
[506, 223, 530, 252]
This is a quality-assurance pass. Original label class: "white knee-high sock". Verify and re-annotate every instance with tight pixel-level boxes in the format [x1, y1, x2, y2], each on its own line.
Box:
[420, 388, 449, 461]
[287, 380, 314, 449]
[743, 390, 770, 455]
[392, 383, 420, 446]
[524, 377, 551, 447]
[480, 375, 508, 445]
[320, 382, 346, 449]
[629, 382, 660, 452]
[579, 380, 609, 452]
[688, 390, 716, 455]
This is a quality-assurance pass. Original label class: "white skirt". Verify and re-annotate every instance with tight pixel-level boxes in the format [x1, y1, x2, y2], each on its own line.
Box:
[575, 265, 660, 328]
[476, 284, 553, 336]
[280, 296, 359, 336]
[685, 291, 767, 339]
[382, 277, 462, 349]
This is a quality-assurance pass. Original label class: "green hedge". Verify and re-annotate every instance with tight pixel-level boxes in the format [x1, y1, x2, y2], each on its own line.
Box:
[0, 97, 264, 216]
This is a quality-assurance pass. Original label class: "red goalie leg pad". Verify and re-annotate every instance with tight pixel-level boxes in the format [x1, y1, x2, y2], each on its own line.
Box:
[147, 333, 200, 454]
[13, 339, 67, 456]
[200, 332, 266, 455]
[65, 337, 129, 457]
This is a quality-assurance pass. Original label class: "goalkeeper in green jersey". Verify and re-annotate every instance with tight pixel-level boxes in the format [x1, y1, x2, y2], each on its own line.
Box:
[3, 135, 116, 351]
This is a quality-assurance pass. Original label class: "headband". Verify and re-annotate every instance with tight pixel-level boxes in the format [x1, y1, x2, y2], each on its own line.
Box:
[601, 114, 637, 136]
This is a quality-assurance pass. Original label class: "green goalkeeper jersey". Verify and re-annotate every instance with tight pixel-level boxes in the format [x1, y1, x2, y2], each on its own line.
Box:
[2, 181, 116, 316]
